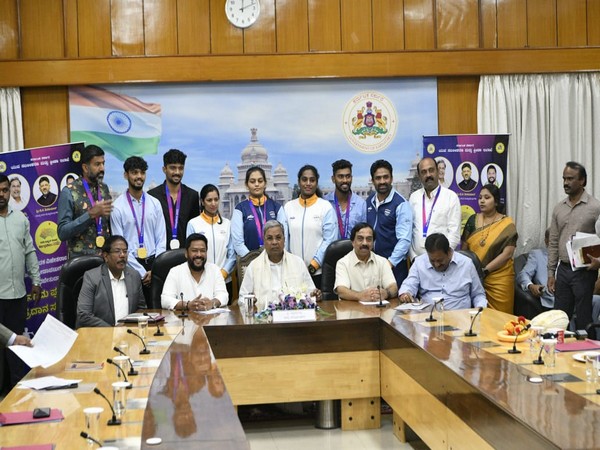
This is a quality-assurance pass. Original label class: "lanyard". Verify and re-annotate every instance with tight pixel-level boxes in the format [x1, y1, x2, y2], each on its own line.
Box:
[126, 191, 146, 247]
[82, 179, 103, 236]
[165, 183, 181, 241]
[334, 193, 351, 239]
[422, 187, 441, 238]
[248, 199, 267, 246]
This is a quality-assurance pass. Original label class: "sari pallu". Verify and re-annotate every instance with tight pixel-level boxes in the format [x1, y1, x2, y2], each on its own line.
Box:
[465, 215, 518, 313]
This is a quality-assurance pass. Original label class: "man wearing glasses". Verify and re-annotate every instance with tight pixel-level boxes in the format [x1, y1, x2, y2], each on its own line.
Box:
[76, 235, 146, 328]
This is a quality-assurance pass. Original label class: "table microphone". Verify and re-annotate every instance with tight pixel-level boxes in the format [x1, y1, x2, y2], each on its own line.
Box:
[376, 285, 386, 308]
[178, 292, 188, 318]
[508, 323, 531, 354]
[426, 298, 444, 322]
[144, 312, 164, 336]
[533, 341, 545, 365]
[92, 387, 122, 425]
[106, 358, 132, 389]
[127, 328, 150, 355]
[113, 346, 138, 376]
[464, 306, 484, 337]
[80, 431, 103, 445]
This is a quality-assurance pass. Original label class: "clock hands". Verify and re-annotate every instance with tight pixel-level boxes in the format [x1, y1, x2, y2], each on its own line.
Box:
[240, 1, 256, 12]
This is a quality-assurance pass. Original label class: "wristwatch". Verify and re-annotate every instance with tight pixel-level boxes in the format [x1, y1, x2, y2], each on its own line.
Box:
[308, 264, 317, 275]
[482, 268, 490, 277]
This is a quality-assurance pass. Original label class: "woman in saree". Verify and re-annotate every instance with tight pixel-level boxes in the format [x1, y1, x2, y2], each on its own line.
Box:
[462, 183, 518, 313]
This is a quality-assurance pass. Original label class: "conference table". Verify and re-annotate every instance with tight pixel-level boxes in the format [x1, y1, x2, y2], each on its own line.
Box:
[1, 301, 599, 449]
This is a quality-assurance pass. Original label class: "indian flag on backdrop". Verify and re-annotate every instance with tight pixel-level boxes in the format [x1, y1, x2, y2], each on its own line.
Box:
[69, 85, 162, 161]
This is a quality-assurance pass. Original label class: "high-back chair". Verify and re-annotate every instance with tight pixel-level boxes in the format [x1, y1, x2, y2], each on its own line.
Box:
[150, 249, 187, 309]
[320, 239, 353, 300]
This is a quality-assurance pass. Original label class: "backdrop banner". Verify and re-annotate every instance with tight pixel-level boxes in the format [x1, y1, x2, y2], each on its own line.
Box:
[0, 143, 81, 334]
[422, 134, 510, 230]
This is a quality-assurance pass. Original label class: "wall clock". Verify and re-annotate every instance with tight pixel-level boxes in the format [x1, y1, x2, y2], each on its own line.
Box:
[225, 0, 261, 29]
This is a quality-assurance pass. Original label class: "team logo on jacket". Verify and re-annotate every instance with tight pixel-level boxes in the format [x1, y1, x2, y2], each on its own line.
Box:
[343, 91, 397, 154]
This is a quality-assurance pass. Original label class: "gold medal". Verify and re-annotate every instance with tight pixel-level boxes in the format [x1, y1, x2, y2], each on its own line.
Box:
[170, 239, 180, 250]
[137, 247, 148, 259]
[96, 236, 105, 247]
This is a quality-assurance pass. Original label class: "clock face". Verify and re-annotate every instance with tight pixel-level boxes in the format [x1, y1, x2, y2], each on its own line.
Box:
[225, 0, 261, 29]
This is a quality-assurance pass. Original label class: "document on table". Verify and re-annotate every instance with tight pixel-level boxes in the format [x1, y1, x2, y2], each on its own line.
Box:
[9, 314, 78, 368]
[394, 302, 430, 311]
[359, 300, 390, 306]
[196, 307, 230, 315]
[18, 375, 81, 390]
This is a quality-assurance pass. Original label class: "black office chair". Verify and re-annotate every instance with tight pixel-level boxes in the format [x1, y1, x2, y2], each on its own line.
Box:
[56, 255, 104, 329]
[320, 239, 353, 300]
[512, 252, 549, 319]
[457, 249, 484, 281]
[150, 249, 187, 309]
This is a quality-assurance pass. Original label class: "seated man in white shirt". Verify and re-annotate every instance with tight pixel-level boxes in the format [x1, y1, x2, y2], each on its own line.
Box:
[239, 220, 321, 311]
[398, 233, 487, 310]
[335, 222, 398, 302]
[161, 233, 228, 312]
[77, 235, 146, 328]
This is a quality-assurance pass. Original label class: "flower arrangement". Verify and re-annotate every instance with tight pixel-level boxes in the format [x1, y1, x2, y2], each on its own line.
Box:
[254, 290, 317, 321]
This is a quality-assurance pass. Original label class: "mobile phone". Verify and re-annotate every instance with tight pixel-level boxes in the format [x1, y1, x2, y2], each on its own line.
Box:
[33, 407, 51, 418]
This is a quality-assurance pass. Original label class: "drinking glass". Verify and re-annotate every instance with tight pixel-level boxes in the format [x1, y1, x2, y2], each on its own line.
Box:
[83, 407, 103, 447]
[542, 338, 557, 368]
[112, 381, 129, 420]
[137, 316, 149, 340]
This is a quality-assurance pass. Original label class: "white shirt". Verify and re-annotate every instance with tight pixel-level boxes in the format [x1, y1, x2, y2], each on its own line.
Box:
[408, 185, 462, 260]
[109, 270, 129, 325]
[334, 250, 396, 294]
[161, 261, 228, 310]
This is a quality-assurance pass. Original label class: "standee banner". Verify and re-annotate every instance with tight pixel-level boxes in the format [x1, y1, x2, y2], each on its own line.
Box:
[422, 134, 509, 229]
[0, 143, 81, 334]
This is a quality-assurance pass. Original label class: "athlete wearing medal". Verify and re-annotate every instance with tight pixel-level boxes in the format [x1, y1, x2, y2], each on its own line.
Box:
[57, 145, 112, 258]
[324, 159, 366, 240]
[111, 157, 166, 302]
[408, 157, 461, 261]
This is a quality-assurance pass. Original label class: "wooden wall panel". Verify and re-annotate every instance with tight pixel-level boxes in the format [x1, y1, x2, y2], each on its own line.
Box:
[111, 0, 145, 56]
[372, 0, 404, 51]
[341, 0, 373, 52]
[557, 0, 587, 47]
[436, 0, 479, 49]
[404, 0, 435, 50]
[496, 0, 527, 48]
[527, 0, 557, 48]
[589, 0, 600, 46]
[19, 0, 65, 59]
[308, 0, 341, 52]
[0, 0, 19, 59]
[275, 0, 309, 53]
[210, 0, 243, 54]
[77, 0, 112, 57]
[177, 0, 211, 55]
[436, 76, 479, 135]
[479, 0, 497, 49]
[63, 0, 79, 58]
[144, 0, 178, 56]
[21, 87, 69, 148]
[244, 0, 276, 54]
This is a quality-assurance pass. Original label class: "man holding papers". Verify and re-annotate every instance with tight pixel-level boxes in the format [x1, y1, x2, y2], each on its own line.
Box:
[547, 162, 600, 330]
[0, 324, 32, 348]
[334, 223, 397, 302]
[77, 235, 146, 328]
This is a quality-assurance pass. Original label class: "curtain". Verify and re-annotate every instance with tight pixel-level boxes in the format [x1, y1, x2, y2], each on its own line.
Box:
[478, 74, 600, 253]
[0, 87, 24, 153]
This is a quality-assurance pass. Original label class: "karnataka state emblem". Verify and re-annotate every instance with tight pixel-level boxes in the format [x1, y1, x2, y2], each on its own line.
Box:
[343, 91, 397, 154]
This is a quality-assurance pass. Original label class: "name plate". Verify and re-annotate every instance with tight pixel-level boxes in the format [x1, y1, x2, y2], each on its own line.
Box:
[272, 309, 317, 323]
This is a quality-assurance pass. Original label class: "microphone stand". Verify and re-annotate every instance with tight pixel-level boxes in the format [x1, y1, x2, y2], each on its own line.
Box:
[533, 341, 545, 365]
[426, 298, 444, 322]
[127, 328, 150, 355]
[178, 292, 188, 318]
[92, 387, 122, 425]
[80, 431, 103, 446]
[144, 312, 164, 336]
[508, 324, 531, 354]
[376, 285, 386, 308]
[113, 346, 138, 376]
[106, 358, 133, 389]
[464, 307, 484, 337]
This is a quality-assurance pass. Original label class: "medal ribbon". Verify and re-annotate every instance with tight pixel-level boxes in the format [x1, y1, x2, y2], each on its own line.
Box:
[165, 183, 181, 241]
[334, 193, 351, 239]
[422, 186, 441, 238]
[248, 199, 267, 246]
[126, 191, 146, 249]
[82, 179, 103, 237]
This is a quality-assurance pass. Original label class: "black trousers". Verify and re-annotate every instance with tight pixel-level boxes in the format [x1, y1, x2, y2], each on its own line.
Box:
[0, 296, 29, 392]
[555, 262, 597, 330]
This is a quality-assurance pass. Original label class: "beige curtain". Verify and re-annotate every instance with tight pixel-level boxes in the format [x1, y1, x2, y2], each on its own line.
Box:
[0, 87, 24, 152]
[478, 73, 600, 253]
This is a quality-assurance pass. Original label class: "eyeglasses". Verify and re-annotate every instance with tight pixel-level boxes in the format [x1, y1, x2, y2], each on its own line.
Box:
[109, 249, 128, 255]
